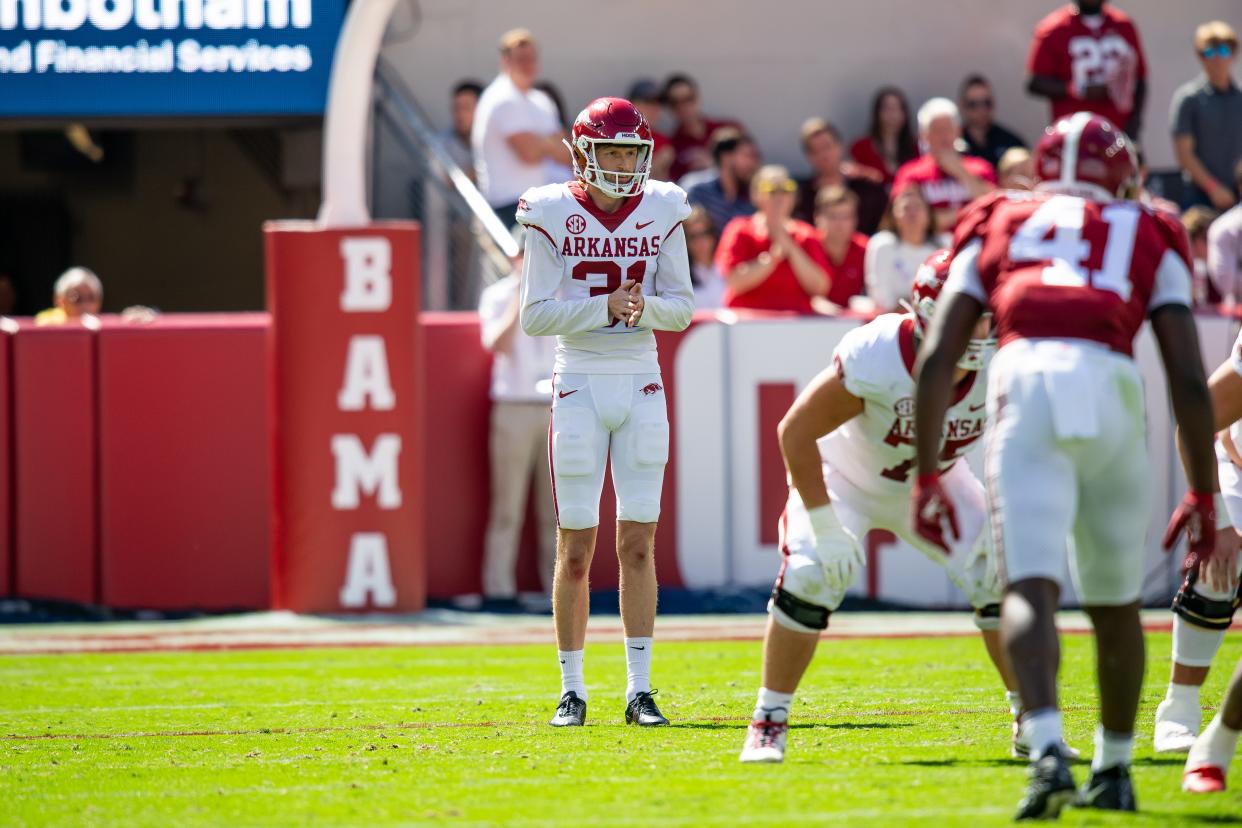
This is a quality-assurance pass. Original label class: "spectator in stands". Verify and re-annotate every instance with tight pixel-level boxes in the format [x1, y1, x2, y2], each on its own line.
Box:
[533, 80, 574, 183]
[662, 73, 741, 181]
[685, 206, 725, 310]
[478, 231, 557, 609]
[812, 186, 869, 311]
[997, 147, 1035, 190]
[686, 128, 760, 232]
[1027, 0, 1148, 138]
[628, 79, 675, 181]
[1183, 206, 1221, 306]
[850, 87, 918, 185]
[1208, 160, 1242, 305]
[715, 165, 830, 314]
[472, 29, 568, 225]
[441, 80, 483, 180]
[865, 186, 939, 312]
[36, 267, 102, 325]
[959, 74, 1026, 168]
[1170, 21, 1242, 211]
[892, 98, 996, 238]
[794, 118, 887, 235]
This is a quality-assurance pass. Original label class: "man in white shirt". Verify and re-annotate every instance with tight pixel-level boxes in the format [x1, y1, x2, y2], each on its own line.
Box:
[471, 29, 569, 226]
[478, 237, 558, 609]
[519, 97, 694, 728]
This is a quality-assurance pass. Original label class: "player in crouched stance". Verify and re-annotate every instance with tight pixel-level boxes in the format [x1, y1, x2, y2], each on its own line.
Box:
[1176, 329, 1242, 792]
[912, 113, 1219, 820]
[739, 249, 1022, 764]
[518, 97, 694, 727]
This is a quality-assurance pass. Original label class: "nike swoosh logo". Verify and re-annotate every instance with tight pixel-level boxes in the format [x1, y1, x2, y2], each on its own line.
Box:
[559, 389, 578, 398]
[560, 660, 566, 664]
[635, 220, 654, 230]
[968, 402, 985, 412]
[629, 646, 646, 650]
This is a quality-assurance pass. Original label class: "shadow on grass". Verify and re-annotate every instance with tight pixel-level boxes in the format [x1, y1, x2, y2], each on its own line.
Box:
[895, 757, 1024, 768]
[1130, 755, 1190, 767]
[671, 721, 913, 731]
[1139, 811, 1242, 825]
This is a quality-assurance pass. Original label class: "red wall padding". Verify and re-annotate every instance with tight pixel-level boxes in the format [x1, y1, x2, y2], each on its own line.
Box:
[0, 323, 12, 596]
[97, 315, 271, 610]
[13, 323, 99, 604]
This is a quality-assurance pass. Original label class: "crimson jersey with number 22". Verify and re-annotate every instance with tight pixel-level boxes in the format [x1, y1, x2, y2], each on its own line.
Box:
[948, 190, 1193, 356]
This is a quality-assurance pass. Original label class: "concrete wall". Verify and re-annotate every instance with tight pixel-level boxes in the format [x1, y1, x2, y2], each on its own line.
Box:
[382, 0, 1242, 174]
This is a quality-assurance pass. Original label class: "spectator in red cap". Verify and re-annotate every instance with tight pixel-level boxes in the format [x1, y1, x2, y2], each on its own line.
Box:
[850, 87, 918, 185]
[716, 165, 829, 314]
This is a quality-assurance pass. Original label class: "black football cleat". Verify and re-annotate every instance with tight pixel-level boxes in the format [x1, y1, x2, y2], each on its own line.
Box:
[1015, 746, 1077, 821]
[1078, 764, 1137, 811]
[625, 690, 669, 726]
[549, 691, 587, 727]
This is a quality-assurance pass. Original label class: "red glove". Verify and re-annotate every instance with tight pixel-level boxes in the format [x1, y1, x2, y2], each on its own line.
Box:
[912, 473, 959, 555]
[1162, 491, 1217, 576]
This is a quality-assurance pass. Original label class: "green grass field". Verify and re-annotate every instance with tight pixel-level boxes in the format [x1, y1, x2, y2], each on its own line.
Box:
[2, 629, 1241, 826]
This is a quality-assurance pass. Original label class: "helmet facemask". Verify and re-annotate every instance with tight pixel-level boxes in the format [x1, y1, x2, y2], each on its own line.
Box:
[566, 136, 652, 198]
[906, 295, 996, 372]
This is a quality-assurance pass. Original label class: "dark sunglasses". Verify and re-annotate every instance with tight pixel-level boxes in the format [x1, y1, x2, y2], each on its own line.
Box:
[1202, 44, 1234, 59]
[667, 94, 696, 106]
[963, 98, 994, 110]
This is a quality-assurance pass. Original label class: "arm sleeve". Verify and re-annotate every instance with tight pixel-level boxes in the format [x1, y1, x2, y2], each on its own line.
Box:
[1027, 23, 1064, 78]
[641, 223, 696, 332]
[1170, 87, 1194, 137]
[1208, 219, 1239, 300]
[832, 325, 887, 400]
[1147, 247, 1193, 312]
[1128, 21, 1148, 80]
[519, 228, 610, 336]
[943, 239, 987, 303]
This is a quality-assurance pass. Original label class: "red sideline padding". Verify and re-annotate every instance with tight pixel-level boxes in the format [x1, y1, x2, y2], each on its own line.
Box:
[0, 321, 12, 596]
[267, 222, 426, 613]
[97, 315, 270, 610]
[13, 322, 98, 604]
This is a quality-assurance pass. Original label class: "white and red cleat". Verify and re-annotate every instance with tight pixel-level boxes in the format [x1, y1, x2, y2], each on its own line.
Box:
[1183, 765, 1227, 793]
[739, 719, 788, 764]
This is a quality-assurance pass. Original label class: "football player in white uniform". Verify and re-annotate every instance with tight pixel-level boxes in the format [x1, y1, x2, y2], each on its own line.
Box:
[739, 250, 1021, 764]
[518, 97, 694, 727]
[1158, 327, 1242, 786]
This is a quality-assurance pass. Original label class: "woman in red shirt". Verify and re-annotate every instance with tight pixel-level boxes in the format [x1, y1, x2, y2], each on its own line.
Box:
[715, 165, 830, 314]
[849, 87, 918, 185]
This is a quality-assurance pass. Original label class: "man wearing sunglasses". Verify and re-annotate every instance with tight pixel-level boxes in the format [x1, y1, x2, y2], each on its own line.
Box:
[1171, 21, 1242, 212]
[958, 74, 1026, 170]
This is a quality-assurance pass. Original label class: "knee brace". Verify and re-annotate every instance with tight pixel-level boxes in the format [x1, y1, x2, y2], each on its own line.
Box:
[768, 552, 837, 634]
[1171, 570, 1241, 631]
[973, 603, 1001, 632]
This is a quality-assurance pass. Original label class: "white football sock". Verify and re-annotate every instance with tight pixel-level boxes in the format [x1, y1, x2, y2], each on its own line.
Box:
[1171, 615, 1227, 668]
[1188, 713, 1242, 770]
[1091, 726, 1134, 772]
[558, 650, 586, 700]
[1165, 681, 1201, 708]
[1006, 690, 1023, 718]
[1021, 708, 1063, 761]
[753, 687, 794, 723]
[624, 637, 652, 702]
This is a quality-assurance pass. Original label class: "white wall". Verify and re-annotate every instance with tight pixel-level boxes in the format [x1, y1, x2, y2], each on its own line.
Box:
[383, 0, 1242, 173]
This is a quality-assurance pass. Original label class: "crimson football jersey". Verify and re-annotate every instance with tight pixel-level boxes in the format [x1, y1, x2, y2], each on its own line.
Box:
[1027, 4, 1147, 129]
[946, 190, 1192, 357]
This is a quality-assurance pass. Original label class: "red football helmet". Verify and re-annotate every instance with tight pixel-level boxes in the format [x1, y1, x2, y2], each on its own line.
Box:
[1033, 112, 1138, 201]
[565, 97, 653, 198]
[909, 249, 995, 371]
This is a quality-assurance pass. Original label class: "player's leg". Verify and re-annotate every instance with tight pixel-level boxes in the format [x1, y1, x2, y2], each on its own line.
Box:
[548, 375, 610, 726]
[481, 401, 535, 602]
[1065, 358, 1149, 812]
[609, 374, 669, 724]
[986, 351, 1079, 819]
[740, 482, 861, 763]
[1157, 453, 1242, 752]
[1184, 656, 1242, 792]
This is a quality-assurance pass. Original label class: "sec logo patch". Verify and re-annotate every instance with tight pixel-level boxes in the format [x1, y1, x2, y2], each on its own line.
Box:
[566, 214, 586, 234]
[894, 396, 915, 418]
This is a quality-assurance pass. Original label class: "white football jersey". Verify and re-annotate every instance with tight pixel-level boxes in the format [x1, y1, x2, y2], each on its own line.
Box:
[517, 178, 694, 374]
[820, 313, 988, 498]
[1228, 326, 1242, 451]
